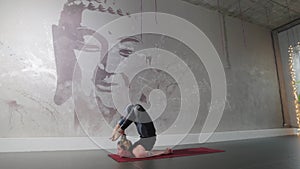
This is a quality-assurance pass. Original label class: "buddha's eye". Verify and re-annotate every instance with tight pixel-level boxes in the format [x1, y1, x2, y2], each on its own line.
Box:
[119, 49, 133, 58]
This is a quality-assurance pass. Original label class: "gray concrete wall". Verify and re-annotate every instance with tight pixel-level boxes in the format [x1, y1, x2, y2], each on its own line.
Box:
[0, 0, 283, 138]
[145, 0, 283, 132]
[213, 16, 282, 132]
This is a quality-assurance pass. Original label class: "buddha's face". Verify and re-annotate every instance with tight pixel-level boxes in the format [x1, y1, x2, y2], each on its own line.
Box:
[52, 1, 142, 123]
[93, 36, 142, 124]
[54, 2, 183, 134]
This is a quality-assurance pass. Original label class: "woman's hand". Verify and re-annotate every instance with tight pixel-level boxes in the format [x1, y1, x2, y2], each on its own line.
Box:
[110, 124, 124, 141]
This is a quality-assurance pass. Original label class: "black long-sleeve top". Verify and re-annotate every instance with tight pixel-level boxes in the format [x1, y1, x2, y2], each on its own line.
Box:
[118, 104, 156, 138]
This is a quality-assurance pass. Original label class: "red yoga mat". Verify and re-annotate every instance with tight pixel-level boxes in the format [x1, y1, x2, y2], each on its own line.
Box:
[108, 147, 224, 162]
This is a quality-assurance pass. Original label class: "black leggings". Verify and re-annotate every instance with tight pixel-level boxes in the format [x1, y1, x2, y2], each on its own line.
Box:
[129, 136, 156, 152]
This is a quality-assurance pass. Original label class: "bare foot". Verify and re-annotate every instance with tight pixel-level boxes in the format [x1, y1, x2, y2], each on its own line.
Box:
[164, 148, 173, 155]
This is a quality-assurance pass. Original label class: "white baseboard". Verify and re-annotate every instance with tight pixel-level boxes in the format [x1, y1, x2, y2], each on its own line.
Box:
[188, 128, 298, 143]
[0, 128, 297, 153]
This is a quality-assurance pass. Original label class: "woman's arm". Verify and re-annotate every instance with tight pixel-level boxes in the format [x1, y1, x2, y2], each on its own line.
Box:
[110, 104, 135, 141]
[110, 123, 124, 141]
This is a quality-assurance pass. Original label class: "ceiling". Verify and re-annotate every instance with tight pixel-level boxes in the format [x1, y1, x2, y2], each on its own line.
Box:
[182, 0, 300, 29]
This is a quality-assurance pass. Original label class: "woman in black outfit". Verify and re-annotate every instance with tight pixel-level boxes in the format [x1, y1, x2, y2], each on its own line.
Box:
[110, 104, 172, 158]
